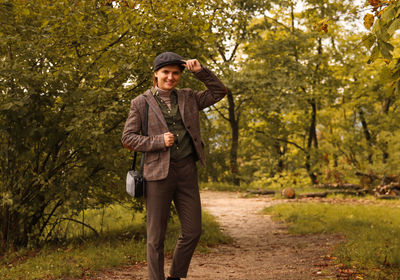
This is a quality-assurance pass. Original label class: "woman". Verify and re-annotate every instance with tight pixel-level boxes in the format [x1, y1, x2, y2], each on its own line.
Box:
[121, 52, 227, 280]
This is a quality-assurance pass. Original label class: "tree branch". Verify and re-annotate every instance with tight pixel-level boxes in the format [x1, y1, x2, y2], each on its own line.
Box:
[59, 218, 99, 236]
[211, 105, 230, 121]
[125, 78, 149, 94]
[227, 42, 240, 62]
[236, 97, 252, 112]
[217, 45, 228, 62]
[104, 117, 125, 134]
[256, 130, 305, 151]
[79, 30, 130, 83]
[263, 14, 291, 31]
[39, 199, 64, 238]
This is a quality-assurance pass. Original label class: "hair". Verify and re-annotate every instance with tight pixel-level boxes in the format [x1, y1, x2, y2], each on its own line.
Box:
[153, 73, 157, 87]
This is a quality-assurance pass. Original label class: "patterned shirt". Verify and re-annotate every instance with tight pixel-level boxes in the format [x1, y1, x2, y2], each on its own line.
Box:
[152, 87, 194, 161]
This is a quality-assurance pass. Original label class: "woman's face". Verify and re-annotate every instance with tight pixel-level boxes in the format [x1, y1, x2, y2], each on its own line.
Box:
[154, 65, 182, 91]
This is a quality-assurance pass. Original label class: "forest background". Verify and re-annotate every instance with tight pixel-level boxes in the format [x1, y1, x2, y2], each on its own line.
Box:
[1, 0, 400, 264]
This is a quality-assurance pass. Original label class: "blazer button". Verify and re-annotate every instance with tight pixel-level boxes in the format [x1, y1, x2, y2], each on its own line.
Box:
[194, 138, 197, 142]
[187, 125, 191, 129]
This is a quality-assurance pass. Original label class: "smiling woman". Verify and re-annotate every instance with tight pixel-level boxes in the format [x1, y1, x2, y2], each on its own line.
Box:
[121, 51, 227, 280]
[154, 65, 182, 91]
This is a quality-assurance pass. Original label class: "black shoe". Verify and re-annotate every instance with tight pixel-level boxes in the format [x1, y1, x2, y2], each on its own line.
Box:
[166, 277, 180, 280]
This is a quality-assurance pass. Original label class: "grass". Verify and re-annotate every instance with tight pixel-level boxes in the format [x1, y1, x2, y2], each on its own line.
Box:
[199, 180, 374, 201]
[199, 180, 324, 195]
[263, 202, 400, 279]
[200, 181, 249, 192]
[199, 180, 400, 205]
[0, 205, 230, 280]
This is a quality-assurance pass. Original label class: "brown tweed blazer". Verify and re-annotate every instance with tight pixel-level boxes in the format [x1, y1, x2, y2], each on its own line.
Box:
[121, 66, 227, 181]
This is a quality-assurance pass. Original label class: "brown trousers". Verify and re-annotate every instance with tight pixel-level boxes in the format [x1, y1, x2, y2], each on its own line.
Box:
[145, 155, 202, 280]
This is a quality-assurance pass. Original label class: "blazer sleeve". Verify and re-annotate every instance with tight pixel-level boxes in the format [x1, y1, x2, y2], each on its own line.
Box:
[121, 96, 165, 152]
[192, 66, 228, 110]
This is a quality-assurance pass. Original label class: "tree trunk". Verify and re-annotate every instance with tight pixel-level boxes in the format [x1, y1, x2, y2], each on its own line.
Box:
[304, 34, 322, 184]
[358, 109, 373, 164]
[1, 206, 9, 252]
[381, 97, 391, 164]
[305, 99, 318, 184]
[227, 88, 240, 186]
[274, 141, 285, 173]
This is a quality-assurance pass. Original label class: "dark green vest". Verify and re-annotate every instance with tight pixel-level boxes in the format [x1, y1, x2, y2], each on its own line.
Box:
[152, 88, 194, 161]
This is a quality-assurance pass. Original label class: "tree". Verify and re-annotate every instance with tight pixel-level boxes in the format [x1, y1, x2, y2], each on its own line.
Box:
[0, 0, 222, 251]
[321, 33, 400, 177]
[237, 0, 357, 183]
[203, 0, 273, 185]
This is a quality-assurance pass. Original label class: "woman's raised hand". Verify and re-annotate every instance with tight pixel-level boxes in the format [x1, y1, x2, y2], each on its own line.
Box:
[183, 59, 202, 73]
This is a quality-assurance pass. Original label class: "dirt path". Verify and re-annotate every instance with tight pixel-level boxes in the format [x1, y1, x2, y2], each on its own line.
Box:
[93, 191, 343, 279]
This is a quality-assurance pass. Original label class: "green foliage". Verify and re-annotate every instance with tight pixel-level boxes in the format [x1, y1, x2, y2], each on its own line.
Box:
[264, 202, 400, 279]
[363, 1, 400, 100]
[0, 204, 147, 279]
[248, 170, 311, 191]
[0, 0, 235, 251]
[1, 0, 400, 260]
[49, 204, 146, 240]
[202, 0, 400, 188]
[364, 1, 400, 62]
[235, 0, 348, 183]
[1, 235, 146, 280]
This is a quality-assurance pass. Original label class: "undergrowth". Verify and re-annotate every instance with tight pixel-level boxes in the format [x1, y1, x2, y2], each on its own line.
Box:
[0, 205, 229, 280]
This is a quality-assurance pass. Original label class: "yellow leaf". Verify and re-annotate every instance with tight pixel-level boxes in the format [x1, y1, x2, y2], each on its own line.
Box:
[318, 23, 328, 33]
[377, 7, 387, 17]
[364, 13, 374, 30]
[368, 0, 382, 8]
[315, 18, 328, 33]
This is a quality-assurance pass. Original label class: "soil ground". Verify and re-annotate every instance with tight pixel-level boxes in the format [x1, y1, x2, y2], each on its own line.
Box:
[89, 191, 346, 280]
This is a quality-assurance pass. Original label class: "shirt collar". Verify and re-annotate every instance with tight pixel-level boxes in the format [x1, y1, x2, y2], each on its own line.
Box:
[151, 87, 177, 97]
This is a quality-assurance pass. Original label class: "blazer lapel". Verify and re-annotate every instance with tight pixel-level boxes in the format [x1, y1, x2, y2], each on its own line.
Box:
[144, 91, 168, 130]
[177, 90, 185, 122]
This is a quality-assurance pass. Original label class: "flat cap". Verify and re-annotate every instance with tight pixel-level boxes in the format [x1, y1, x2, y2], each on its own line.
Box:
[153, 52, 185, 72]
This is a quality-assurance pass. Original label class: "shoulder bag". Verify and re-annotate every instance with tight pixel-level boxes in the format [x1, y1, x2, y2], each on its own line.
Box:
[126, 99, 148, 198]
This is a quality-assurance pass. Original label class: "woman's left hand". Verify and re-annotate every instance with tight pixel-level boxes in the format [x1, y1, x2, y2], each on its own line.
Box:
[183, 59, 202, 73]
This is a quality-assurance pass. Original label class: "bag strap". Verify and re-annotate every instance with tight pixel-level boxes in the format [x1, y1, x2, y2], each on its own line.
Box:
[131, 99, 149, 173]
